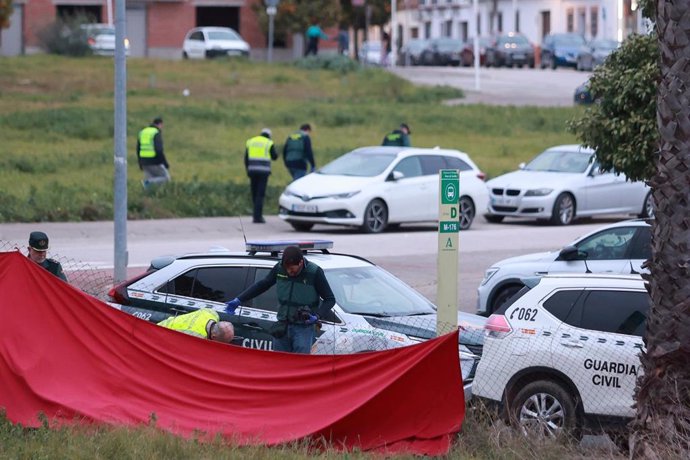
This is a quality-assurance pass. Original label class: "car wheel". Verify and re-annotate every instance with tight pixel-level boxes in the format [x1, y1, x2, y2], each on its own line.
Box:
[290, 222, 314, 232]
[550, 193, 575, 225]
[510, 380, 581, 440]
[361, 199, 388, 233]
[551, 57, 558, 70]
[484, 214, 505, 224]
[639, 191, 655, 218]
[489, 283, 523, 313]
[529, 59, 535, 68]
[459, 196, 476, 230]
[540, 55, 547, 69]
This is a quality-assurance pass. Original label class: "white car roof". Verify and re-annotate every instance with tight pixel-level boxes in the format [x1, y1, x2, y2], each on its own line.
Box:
[350, 146, 474, 162]
[536, 272, 646, 289]
[543, 144, 595, 154]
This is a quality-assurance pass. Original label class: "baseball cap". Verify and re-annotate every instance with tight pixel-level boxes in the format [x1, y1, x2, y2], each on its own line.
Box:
[261, 127, 272, 138]
[282, 245, 304, 266]
[29, 231, 49, 251]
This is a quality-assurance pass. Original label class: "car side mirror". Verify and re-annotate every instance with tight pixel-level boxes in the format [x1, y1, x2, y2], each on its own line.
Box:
[387, 170, 404, 181]
[558, 245, 588, 261]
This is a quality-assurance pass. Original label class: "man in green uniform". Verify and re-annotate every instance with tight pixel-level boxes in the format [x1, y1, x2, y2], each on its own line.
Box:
[224, 246, 335, 354]
[382, 123, 412, 147]
[27, 231, 67, 282]
[158, 308, 235, 343]
[283, 123, 316, 180]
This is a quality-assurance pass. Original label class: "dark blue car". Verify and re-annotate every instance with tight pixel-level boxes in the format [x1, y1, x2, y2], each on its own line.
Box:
[541, 33, 586, 69]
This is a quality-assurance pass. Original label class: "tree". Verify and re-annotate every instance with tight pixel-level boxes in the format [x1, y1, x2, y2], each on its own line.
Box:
[570, 0, 690, 456]
[0, 0, 13, 29]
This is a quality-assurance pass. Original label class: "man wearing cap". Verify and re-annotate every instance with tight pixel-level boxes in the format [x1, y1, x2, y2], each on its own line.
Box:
[382, 123, 412, 147]
[283, 123, 316, 181]
[224, 245, 335, 354]
[158, 308, 235, 344]
[137, 117, 170, 189]
[244, 128, 278, 224]
[27, 231, 67, 282]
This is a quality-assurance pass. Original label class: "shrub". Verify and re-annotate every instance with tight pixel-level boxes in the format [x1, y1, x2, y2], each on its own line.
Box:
[37, 13, 93, 57]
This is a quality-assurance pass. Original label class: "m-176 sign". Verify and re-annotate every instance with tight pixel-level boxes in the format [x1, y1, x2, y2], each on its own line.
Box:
[437, 170, 459, 335]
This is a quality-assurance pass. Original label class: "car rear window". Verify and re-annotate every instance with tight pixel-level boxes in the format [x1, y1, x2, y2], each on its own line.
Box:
[566, 290, 650, 336]
[495, 286, 531, 314]
[542, 289, 584, 322]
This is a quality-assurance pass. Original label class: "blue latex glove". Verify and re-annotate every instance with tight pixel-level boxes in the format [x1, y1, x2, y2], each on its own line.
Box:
[305, 314, 319, 325]
[225, 298, 240, 315]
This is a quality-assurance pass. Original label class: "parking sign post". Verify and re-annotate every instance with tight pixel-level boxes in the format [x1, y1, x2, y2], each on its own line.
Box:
[437, 170, 459, 335]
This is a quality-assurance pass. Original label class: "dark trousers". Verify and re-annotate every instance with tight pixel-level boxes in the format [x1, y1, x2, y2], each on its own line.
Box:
[249, 173, 269, 222]
[305, 37, 319, 56]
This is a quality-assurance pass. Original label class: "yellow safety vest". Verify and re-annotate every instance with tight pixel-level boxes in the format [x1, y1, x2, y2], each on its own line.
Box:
[158, 308, 219, 338]
[138, 126, 159, 158]
[246, 135, 274, 173]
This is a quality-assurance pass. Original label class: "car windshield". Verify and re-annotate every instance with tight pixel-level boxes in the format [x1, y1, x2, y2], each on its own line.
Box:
[594, 39, 619, 51]
[501, 35, 529, 45]
[325, 266, 436, 317]
[524, 150, 593, 173]
[437, 39, 462, 51]
[208, 30, 240, 41]
[554, 34, 585, 46]
[407, 40, 427, 50]
[319, 151, 396, 177]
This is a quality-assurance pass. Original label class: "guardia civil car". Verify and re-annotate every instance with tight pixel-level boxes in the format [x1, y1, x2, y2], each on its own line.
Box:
[472, 273, 649, 445]
[107, 241, 486, 396]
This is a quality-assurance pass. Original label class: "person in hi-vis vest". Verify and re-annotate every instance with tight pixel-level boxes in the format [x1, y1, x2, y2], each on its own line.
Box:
[245, 128, 278, 223]
[136, 117, 170, 189]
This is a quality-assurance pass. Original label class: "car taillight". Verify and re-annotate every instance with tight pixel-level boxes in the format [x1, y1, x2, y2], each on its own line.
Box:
[476, 171, 486, 181]
[485, 314, 512, 339]
[107, 271, 149, 305]
[88, 37, 96, 46]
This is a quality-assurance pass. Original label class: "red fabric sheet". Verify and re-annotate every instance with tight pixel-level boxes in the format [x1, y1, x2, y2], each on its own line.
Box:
[0, 251, 465, 455]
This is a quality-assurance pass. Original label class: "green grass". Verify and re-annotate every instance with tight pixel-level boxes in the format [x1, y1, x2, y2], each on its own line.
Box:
[0, 55, 581, 222]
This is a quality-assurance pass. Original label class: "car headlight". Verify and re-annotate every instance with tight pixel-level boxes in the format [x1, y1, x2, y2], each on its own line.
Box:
[283, 189, 300, 198]
[327, 191, 360, 199]
[480, 268, 499, 286]
[524, 188, 553, 197]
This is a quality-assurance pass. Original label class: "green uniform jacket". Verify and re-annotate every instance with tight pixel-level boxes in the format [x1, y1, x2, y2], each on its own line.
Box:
[40, 258, 67, 282]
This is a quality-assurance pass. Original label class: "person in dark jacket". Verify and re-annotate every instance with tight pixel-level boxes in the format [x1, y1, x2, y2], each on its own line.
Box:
[382, 123, 412, 147]
[244, 128, 278, 223]
[137, 117, 170, 189]
[26, 231, 67, 282]
[224, 246, 335, 354]
[283, 123, 316, 180]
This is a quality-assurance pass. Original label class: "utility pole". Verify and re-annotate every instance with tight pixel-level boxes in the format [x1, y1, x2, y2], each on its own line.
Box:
[266, 0, 279, 63]
[113, 0, 128, 283]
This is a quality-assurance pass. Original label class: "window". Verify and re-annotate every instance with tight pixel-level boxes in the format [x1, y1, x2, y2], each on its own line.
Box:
[629, 226, 651, 260]
[425, 22, 432, 39]
[460, 21, 468, 41]
[394, 156, 423, 178]
[567, 9, 574, 32]
[190, 31, 203, 41]
[165, 266, 247, 302]
[579, 290, 650, 336]
[477, 13, 481, 36]
[515, 10, 520, 32]
[251, 268, 279, 312]
[443, 156, 473, 171]
[543, 290, 584, 322]
[590, 7, 599, 37]
[576, 226, 637, 260]
[420, 155, 448, 175]
[443, 20, 453, 37]
[497, 12, 503, 33]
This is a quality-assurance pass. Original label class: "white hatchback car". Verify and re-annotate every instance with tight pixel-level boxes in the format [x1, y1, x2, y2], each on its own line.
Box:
[182, 26, 250, 59]
[278, 146, 489, 233]
[485, 144, 653, 225]
[473, 274, 649, 442]
[81, 23, 130, 56]
[477, 219, 651, 315]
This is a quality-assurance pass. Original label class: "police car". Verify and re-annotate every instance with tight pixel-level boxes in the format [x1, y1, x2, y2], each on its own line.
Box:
[472, 273, 649, 440]
[107, 240, 486, 394]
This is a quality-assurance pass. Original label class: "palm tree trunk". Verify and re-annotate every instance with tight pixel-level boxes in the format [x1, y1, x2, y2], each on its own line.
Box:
[631, 0, 690, 457]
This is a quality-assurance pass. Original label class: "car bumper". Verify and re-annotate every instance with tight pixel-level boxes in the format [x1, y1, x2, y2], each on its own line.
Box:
[206, 49, 249, 58]
[555, 55, 578, 67]
[486, 193, 555, 219]
[278, 194, 366, 227]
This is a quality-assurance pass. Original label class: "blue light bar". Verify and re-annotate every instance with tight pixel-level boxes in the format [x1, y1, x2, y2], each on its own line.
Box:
[245, 240, 334, 253]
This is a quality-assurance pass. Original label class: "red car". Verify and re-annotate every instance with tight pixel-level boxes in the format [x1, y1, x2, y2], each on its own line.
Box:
[460, 37, 491, 66]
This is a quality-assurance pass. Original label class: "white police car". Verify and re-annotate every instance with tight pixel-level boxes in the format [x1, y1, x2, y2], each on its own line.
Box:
[107, 240, 486, 395]
[472, 273, 649, 441]
[477, 219, 651, 316]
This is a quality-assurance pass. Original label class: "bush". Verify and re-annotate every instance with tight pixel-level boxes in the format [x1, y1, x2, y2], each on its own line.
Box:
[37, 14, 93, 57]
[293, 54, 359, 74]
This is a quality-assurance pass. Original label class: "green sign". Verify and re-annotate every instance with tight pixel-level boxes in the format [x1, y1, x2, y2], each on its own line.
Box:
[441, 170, 459, 205]
[439, 221, 459, 233]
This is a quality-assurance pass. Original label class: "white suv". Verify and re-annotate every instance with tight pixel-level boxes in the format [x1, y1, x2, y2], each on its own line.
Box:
[473, 274, 648, 440]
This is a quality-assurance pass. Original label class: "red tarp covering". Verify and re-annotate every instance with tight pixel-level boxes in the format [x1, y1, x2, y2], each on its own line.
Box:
[0, 251, 465, 455]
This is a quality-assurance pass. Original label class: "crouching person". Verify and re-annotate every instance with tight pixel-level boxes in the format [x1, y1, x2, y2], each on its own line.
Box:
[158, 308, 234, 343]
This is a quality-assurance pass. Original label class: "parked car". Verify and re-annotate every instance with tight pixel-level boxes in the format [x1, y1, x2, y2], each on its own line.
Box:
[81, 23, 129, 56]
[182, 26, 250, 59]
[418, 38, 464, 66]
[473, 273, 649, 445]
[485, 32, 535, 68]
[358, 40, 385, 65]
[107, 240, 487, 397]
[278, 146, 489, 233]
[484, 144, 653, 225]
[576, 39, 620, 71]
[541, 33, 586, 69]
[476, 218, 651, 315]
[460, 37, 491, 66]
[574, 79, 595, 105]
[399, 39, 429, 66]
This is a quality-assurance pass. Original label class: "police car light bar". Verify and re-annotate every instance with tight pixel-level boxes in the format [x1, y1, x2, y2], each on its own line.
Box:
[245, 240, 334, 256]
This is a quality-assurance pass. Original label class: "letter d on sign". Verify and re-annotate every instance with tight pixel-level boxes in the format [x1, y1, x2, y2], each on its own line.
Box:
[450, 207, 457, 218]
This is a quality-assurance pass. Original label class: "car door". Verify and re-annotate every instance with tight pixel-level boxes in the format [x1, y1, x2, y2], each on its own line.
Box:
[419, 155, 450, 221]
[385, 156, 429, 222]
[551, 289, 648, 417]
[577, 162, 622, 213]
[548, 225, 639, 275]
[187, 30, 205, 58]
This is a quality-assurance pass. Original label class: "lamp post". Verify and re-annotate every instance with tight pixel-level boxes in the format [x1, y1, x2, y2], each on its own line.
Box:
[266, 0, 279, 63]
